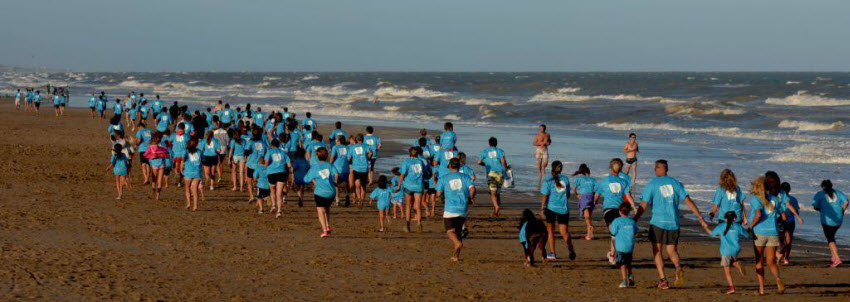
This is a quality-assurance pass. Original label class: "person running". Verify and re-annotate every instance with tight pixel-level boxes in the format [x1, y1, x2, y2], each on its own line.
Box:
[709, 169, 747, 226]
[183, 139, 204, 211]
[539, 160, 576, 261]
[329, 122, 347, 147]
[107, 144, 131, 199]
[779, 182, 803, 265]
[88, 93, 97, 117]
[707, 211, 748, 295]
[265, 139, 292, 218]
[144, 133, 170, 201]
[171, 123, 190, 187]
[291, 148, 310, 207]
[623, 133, 639, 188]
[439, 122, 457, 150]
[478, 137, 508, 217]
[228, 128, 247, 191]
[52, 91, 62, 117]
[610, 202, 638, 288]
[155, 107, 171, 133]
[329, 135, 351, 207]
[348, 134, 373, 207]
[370, 175, 393, 232]
[14, 89, 21, 110]
[254, 158, 271, 214]
[135, 122, 153, 184]
[436, 158, 475, 261]
[200, 131, 221, 191]
[399, 147, 425, 233]
[33, 91, 41, 115]
[390, 167, 404, 219]
[302, 112, 316, 129]
[746, 175, 785, 295]
[245, 127, 266, 202]
[213, 121, 230, 183]
[594, 158, 634, 264]
[572, 164, 596, 240]
[304, 147, 339, 237]
[364, 126, 382, 184]
[532, 124, 551, 182]
[812, 179, 848, 268]
[633, 159, 710, 290]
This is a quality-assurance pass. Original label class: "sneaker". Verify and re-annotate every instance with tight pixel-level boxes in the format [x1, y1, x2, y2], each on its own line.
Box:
[546, 253, 556, 260]
[618, 281, 629, 288]
[275, 211, 282, 218]
[628, 274, 635, 287]
[725, 287, 736, 295]
[656, 278, 670, 290]
[673, 268, 685, 287]
[460, 225, 469, 239]
[257, 210, 264, 214]
[320, 231, 329, 238]
[831, 258, 843, 268]
[607, 252, 616, 265]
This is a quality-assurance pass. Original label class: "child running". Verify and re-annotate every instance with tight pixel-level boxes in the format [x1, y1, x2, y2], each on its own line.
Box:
[812, 179, 849, 268]
[107, 144, 131, 199]
[182, 139, 204, 210]
[265, 139, 292, 217]
[572, 164, 596, 240]
[610, 202, 638, 288]
[303, 147, 339, 237]
[369, 175, 393, 232]
[707, 211, 748, 294]
[144, 133, 170, 201]
[399, 147, 425, 233]
[254, 158, 271, 214]
[779, 182, 802, 265]
[291, 148, 311, 207]
[390, 167, 404, 219]
[539, 160, 576, 261]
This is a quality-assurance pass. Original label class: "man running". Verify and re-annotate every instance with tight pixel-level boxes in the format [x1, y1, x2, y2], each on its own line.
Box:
[478, 137, 508, 217]
[532, 124, 551, 183]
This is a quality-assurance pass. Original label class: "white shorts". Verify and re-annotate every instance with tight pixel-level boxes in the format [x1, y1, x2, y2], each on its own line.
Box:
[535, 147, 548, 161]
[15, 97, 20, 105]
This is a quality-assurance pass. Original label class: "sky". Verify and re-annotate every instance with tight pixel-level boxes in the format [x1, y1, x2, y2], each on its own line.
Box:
[2, 0, 848, 72]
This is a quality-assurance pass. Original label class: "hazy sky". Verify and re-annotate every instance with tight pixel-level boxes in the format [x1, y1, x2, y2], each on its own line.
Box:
[2, 0, 848, 72]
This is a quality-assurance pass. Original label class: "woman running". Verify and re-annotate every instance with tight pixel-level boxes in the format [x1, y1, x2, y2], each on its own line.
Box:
[228, 128, 247, 191]
[330, 135, 351, 207]
[265, 139, 292, 218]
[747, 176, 785, 295]
[183, 139, 204, 211]
[399, 147, 425, 233]
[303, 147, 339, 237]
[709, 169, 747, 225]
[171, 123, 190, 187]
[291, 148, 310, 207]
[572, 163, 596, 240]
[593, 158, 634, 264]
[135, 122, 153, 185]
[539, 160, 577, 261]
[812, 179, 849, 267]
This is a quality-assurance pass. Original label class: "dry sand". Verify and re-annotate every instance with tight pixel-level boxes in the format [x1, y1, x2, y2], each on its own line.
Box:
[1, 101, 848, 301]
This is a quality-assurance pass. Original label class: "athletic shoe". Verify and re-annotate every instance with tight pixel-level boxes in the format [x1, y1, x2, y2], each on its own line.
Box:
[831, 258, 843, 268]
[546, 253, 556, 260]
[460, 225, 469, 239]
[725, 287, 736, 295]
[673, 268, 685, 287]
[628, 274, 635, 287]
[656, 279, 670, 290]
[607, 252, 616, 265]
[320, 231, 329, 238]
[618, 281, 629, 288]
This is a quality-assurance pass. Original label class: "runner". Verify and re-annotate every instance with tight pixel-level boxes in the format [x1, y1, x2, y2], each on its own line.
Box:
[390, 167, 404, 219]
[572, 163, 596, 240]
[746, 175, 786, 295]
[143, 133, 169, 201]
[706, 211, 748, 294]
[708, 169, 747, 225]
[171, 123, 190, 187]
[439, 122, 457, 150]
[478, 137, 508, 217]
[200, 131, 221, 191]
[633, 159, 709, 290]
[435, 158, 475, 261]
[779, 182, 803, 265]
[244, 127, 266, 202]
[254, 158, 271, 214]
[265, 139, 292, 218]
[182, 138, 204, 211]
[291, 148, 310, 207]
[14, 89, 21, 110]
[610, 202, 638, 288]
[134, 122, 153, 185]
[329, 135, 351, 207]
[369, 175, 392, 232]
[364, 126, 382, 184]
[33, 91, 41, 115]
[399, 147, 425, 233]
[303, 147, 339, 237]
[329, 122, 346, 147]
[623, 133, 639, 188]
[88, 92, 97, 117]
[532, 124, 551, 183]
[348, 134, 372, 207]
[539, 160, 576, 261]
[812, 179, 848, 268]
[228, 128, 247, 191]
[107, 144, 130, 199]
[593, 158, 633, 265]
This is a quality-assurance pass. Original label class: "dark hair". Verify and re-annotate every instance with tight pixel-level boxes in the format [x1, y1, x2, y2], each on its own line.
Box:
[610, 158, 624, 173]
[780, 182, 791, 194]
[377, 175, 388, 189]
[294, 147, 306, 159]
[540, 124, 546, 131]
[187, 138, 199, 153]
[366, 126, 374, 133]
[392, 167, 400, 176]
[655, 159, 668, 172]
[316, 147, 329, 161]
[444, 122, 453, 130]
[723, 211, 737, 235]
[629, 133, 636, 138]
[356, 133, 364, 143]
[618, 201, 632, 215]
[335, 121, 342, 129]
[449, 158, 461, 170]
[113, 143, 123, 154]
[822, 179, 835, 198]
[551, 160, 564, 188]
[270, 139, 280, 147]
[572, 163, 590, 176]
[306, 112, 312, 118]
[764, 171, 781, 194]
[408, 147, 418, 157]
[110, 114, 121, 125]
[488, 137, 498, 147]
[519, 209, 537, 229]
[418, 137, 428, 147]
[457, 152, 467, 163]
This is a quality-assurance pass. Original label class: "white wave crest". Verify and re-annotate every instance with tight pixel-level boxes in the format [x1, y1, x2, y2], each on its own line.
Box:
[530, 87, 677, 103]
[778, 120, 845, 131]
[786, 81, 801, 85]
[455, 98, 508, 106]
[665, 104, 746, 116]
[374, 86, 451, 99]
[770, 142, 850, 164]
[301, 75, 319, 81]
[765, 91, 850, 106]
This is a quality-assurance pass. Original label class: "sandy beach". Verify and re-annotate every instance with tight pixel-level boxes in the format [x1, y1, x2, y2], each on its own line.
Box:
[1, 101, 849, 301]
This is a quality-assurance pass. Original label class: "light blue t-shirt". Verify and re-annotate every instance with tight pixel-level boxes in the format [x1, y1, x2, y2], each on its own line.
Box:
[220, 109, 234, 123]
[88, 97, 96, 107]
[610, 217, 638, 253]
[264, 148, 291, 175]
[595, 174, 631, 210]
[573, 175, 596, 195]
[135, 128, 152, 152]
[749, 194, 780, 236]
[436, 172, 474, 215]
[156, 112, 171, 132]
[370, 187, 392, 210]
[459, 164, 475, 180]
[711, 186, 745, 223]
[201, 139, 220, 157]
[182, 151, 203, 179]
[540, 175, 571, 214]
[435, 149, 457, 178]
[478, 147, 506, 174]
[390, 176, 404, 201]
[113, 102, 123, 115]
[782, 193, 800, 225]
[53, 95, 61, 105]
[330, 129, 347, 146]
[253, 111, 266, 124]
[303, 162, 338, 198]
[292, 158, 310, 185]
[712, 223, 749, 257]
[640, 176, 690, 231]
[364, 134, 381, 157]
[110, 153, 129, 175]
[347, 143, 370, 173]
[400, 157, 424, 193]
[439, 131, 457, 149]
[254, 165, 270, 190]
[245, 139, 267, 170]
[305, 140, 325, 165]
[330, 144, 350, 173]
[813, 190, 849, 226]
[228, 136, 245, 157]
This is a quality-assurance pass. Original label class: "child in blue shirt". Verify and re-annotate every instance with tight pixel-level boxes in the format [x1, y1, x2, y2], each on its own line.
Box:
[706, 211, 748, 295]
[610, 202, 638, 288]
[107, 144, 131, 200]
[390, 167, 404, 219]
[572, 164, 596, 240]
[369, 175, 393, 232]
[254, 158, 271, 214]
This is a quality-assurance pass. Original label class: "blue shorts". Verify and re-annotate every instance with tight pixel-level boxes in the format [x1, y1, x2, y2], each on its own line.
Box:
[579, 193, 595, 211]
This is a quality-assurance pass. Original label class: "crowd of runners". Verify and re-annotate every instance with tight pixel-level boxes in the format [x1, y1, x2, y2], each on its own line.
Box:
[10, 88, 848, 295]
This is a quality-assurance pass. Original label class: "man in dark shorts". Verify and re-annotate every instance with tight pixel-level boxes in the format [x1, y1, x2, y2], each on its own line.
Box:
[436, 158, 475, 261]
[634, 160, 709, 290]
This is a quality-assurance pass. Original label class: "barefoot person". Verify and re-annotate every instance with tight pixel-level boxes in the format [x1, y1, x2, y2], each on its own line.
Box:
[369, 175, 392, 232]
[107, 144, 130, 199]
[707, 211, 749, 294]
[183, 139, 204, 211]
[436, 158, 475, 261]
[593, 158, 633, 264]
[812, 179, 848, 268]
[265, 139, 292, 217]
[709, 169, 747, 225]
[623, 133, 639, 189]
[746, 175, 785, 295]
[779, 182, 803, 264]
[633, 159, 710, 290]
[532, 124, 551, 182]
[304, 147, 339, 237]
[539, 160, 576, 261]
[478, 137, 508, 217]
[572, 164, 596, 240]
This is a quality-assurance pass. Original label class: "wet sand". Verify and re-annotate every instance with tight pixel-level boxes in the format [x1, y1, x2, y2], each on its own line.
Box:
[1, 101, 849, 301]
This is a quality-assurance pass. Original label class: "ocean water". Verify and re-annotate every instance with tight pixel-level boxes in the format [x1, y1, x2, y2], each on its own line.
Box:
[4, 71, 850, 243]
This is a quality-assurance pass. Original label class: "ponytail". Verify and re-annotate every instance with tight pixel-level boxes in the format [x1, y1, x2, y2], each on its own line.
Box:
[552, 161, 564, 189]
[822, 179, 835, 199]
[722, 211, 737, 235]
[572, 163, 590, 176]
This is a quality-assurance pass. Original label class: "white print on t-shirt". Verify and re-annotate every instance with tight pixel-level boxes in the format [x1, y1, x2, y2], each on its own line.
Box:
[411, 164, 422, 173]
[366, 139, 375, 146]
[608, 183, 622, 194]
[272, 153, 282, 162]
[827, 195, 837, 203]
[488, 151, 498, 158]
[659, 184, 675, 198]
[176, 135, 184, 142]
[188, 153, 200, 162]
[556, 181, 567, 193]
[338, 148, 347, 155]
[254, 143, 263, 151]
[449, 179, 463, 191]
[354, 146, 364, 155]
[318, 169, 330, 179]
[726, 191, 737, 201]
[444, 152, 454, 160]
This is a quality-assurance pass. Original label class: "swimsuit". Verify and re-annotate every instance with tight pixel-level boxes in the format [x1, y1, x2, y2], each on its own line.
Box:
[535, 146, 548, 161]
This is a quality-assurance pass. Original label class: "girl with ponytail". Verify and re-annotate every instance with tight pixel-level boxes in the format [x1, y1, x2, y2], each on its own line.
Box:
[572, 163, 597, 240]
[747, 176, 784, 295]
[813, 179, 849, 267]
[539, 160, 576, 261]
[707, 211, 748, 294]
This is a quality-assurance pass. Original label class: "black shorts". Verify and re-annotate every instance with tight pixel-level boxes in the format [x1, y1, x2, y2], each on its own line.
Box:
[315, 195, 334, 208]
[53, 104, 60, 109]
[352, 171, 368, 185]
[544, 209, 569, 225]
[649, 225, 680, 245]
[257, 188, 270, 199]
[603, 208, 620, 226]
[444, 216, 467, 238]
[369, 158, 377, 171]
[626, 157, 637, 165]
[35, 102, 41, 108]
[616, 251, 633, 266]
[823, 224, 840, 243]
[247, 168, 255, 179]
[202, 155, 218, 167]
[268, 172, 288, 184]
[60, 103, 65, 107]
[164, 167, 172, 176]
[139, 153, 150, 165]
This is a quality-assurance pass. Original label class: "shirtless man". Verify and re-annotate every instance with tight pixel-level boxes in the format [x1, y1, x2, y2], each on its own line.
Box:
[532, 124, 551, 181]
[623, 133, 639, 189]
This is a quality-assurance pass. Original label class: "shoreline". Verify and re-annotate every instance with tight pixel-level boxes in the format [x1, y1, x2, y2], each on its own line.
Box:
[1, 101, 848, 300]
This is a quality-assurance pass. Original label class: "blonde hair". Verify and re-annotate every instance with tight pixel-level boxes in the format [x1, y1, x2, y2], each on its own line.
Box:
[750, 176, 773, 212]
[719, 169, 737, 193]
